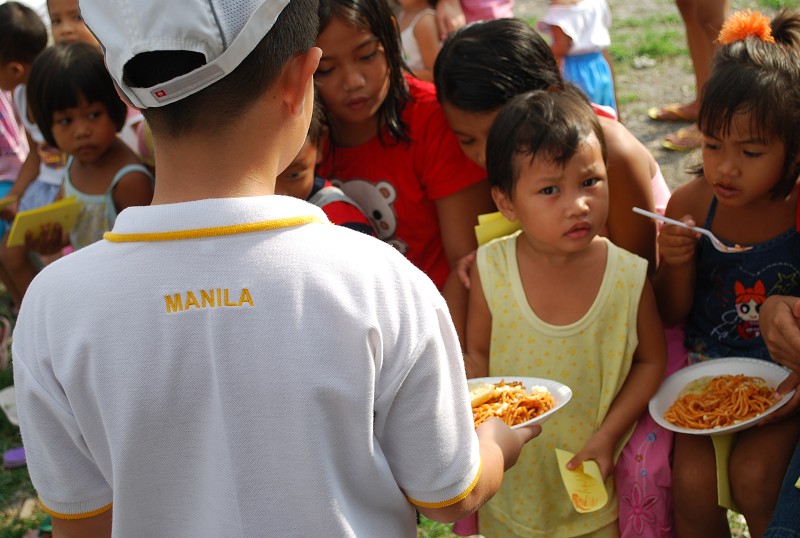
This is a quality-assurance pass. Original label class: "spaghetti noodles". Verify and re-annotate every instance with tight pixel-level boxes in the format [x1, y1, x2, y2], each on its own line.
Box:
[471, 380, 555, 428]
[664, 374, 776, 430]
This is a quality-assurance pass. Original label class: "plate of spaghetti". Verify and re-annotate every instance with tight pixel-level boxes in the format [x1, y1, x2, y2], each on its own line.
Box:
[469, 377, 572, 429]
[648, 357, 794, 435]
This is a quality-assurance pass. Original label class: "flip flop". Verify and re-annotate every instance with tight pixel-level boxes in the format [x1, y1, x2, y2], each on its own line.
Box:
[647, 103, 697, 122]
[662, 125, 703, 151]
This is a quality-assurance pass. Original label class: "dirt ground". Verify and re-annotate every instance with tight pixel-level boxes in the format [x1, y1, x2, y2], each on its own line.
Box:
[514, 0, 718, 192]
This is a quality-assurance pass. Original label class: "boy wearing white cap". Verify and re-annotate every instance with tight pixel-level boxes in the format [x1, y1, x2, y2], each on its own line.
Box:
[11, 0, 539, 536]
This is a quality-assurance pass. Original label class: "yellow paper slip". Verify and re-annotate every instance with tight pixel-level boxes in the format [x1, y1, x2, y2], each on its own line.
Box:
[555, 448, 608, 513]
[474, 211, 522, 247]
[6, 197, 82, 248]
[712, 433, 740, 511]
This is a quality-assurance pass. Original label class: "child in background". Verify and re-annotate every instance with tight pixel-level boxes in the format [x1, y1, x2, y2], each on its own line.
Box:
[537, 0, 618, 113]
[652, 10, 800, 537]
[0, 90, 27, 198]
[398, 0, 440, 81]
[466, 87, 666, 537]
[0, 1, 57, 310]
[315, 0, 495, 309]
[276, 99, 375, 236]
[46, 0, 146, 163]
[24, 42, 153, 254]
[12, 0, 538, 534]
[434, 0, 514, 36]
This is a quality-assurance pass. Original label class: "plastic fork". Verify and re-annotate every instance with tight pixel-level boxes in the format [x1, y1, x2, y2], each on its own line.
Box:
[632, 207, 753, 253]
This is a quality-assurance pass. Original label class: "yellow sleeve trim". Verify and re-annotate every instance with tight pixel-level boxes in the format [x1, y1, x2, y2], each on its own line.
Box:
[103, 215, 323, 243]
[38, 498, 112, 520]
[407, 459, 482, 509]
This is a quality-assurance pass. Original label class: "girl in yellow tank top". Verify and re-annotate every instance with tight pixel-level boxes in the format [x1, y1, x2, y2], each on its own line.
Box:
[465, 87, 667, 537]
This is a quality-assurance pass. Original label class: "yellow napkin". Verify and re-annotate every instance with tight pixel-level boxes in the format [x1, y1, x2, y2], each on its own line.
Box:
[474, 211, 522, 247]
[555, 448, 608, 513]
[711, 433, 740, 512]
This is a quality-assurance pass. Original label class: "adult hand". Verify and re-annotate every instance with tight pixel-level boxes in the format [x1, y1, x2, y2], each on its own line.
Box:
[761, 295, 800, 372]
[434, 0, 466, 39]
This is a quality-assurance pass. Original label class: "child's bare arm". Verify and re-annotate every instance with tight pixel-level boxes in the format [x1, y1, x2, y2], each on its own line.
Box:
[416, 417, 540, 522]
[412, 13, 442, 82]
[464, 261, 490, 379]
[548, 25, 572, 62]
[52, 509, 112, 538]
[568, 279, 667, 478]
[652, 183, 705, 324]
[599, 117, 658, 272]
[433, 0, 465, 39]
[2, 132, 41, 219]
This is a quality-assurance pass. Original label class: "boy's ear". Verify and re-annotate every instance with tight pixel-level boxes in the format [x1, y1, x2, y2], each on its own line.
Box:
[282, 47, 322, 117]
[491, 185, 517, 222]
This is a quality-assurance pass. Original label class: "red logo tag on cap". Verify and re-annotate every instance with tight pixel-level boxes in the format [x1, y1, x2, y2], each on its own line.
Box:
[153, 89, 168, 99]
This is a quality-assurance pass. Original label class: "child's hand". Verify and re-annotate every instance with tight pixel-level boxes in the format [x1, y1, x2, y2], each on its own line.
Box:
[657, 215, 700, 266]
[25, 222, 66, 256]
[566, 431, 615, 480]
[455, 250, 476, 289]
[476, 417, 541, 471]
[0, 200, 19, 221]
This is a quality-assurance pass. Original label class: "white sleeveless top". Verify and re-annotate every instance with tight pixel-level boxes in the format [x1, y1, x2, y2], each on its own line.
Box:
[400, 9, 436, 74]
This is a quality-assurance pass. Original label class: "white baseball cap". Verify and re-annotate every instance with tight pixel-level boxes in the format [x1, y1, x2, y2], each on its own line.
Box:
[79, 0, 290, 109]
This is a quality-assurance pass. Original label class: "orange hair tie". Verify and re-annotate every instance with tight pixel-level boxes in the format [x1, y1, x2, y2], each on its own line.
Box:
[718, 9, 775, 45]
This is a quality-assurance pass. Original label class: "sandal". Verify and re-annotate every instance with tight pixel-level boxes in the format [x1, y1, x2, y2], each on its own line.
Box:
[647, 103, 697, 122]
[662, 124, 703, 151]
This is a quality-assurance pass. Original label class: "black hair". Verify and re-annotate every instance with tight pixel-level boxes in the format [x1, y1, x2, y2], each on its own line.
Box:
[696, 9, 800, 198]
[27, 42, 127, 149]
[122, 0, 320, 138]
[434, 18, 562, 112]
[0, 1, 48, 65]
[317, 0, 411, 145]
[308, 97, 327, 147]
[486, 86, 606, 198]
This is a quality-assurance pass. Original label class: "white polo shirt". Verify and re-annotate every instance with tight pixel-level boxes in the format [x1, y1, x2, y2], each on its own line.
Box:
[13, 195, 480, 537]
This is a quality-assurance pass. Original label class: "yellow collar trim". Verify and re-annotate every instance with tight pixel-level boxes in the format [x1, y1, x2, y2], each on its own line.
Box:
[103, 215, 322, 243]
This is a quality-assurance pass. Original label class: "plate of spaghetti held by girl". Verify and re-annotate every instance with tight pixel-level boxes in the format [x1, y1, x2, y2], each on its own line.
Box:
[649, 357, 795, 435]
[468, 377, 572, 430]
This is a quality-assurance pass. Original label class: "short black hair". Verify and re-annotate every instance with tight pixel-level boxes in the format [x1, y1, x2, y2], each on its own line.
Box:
[27, 42, 128, 149]
[486, 86, 606, 198]
[434, 18, 562, 113]
[696, 9, 800, 198]
[317, 0, 410, 145]
[122, 0, 320, 138]
[308, 97, 327, 147]
[0, 1, 48, 65]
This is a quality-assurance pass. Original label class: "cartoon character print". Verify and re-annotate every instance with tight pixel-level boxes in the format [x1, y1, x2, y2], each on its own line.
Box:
[332, 178, 408, 254]
[734, 279, 765, 340]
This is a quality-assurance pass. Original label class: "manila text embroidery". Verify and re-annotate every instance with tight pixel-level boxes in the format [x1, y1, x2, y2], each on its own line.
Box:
[164, 288, 254, 313]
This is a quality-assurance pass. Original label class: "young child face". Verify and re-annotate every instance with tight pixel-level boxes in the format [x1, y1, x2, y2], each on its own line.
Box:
[314, 16, 390, 137]
[275, 138, 318, 200]
[441, 102, 498, 170]
[48, 0, 100, 47]
[701, 112, 787, 208]
[51, 96, 118, 164]
[496, 132, 609, 253]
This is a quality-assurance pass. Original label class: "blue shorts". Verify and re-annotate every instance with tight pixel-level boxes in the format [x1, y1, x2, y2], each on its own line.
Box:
[562, 51, 616, 113]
